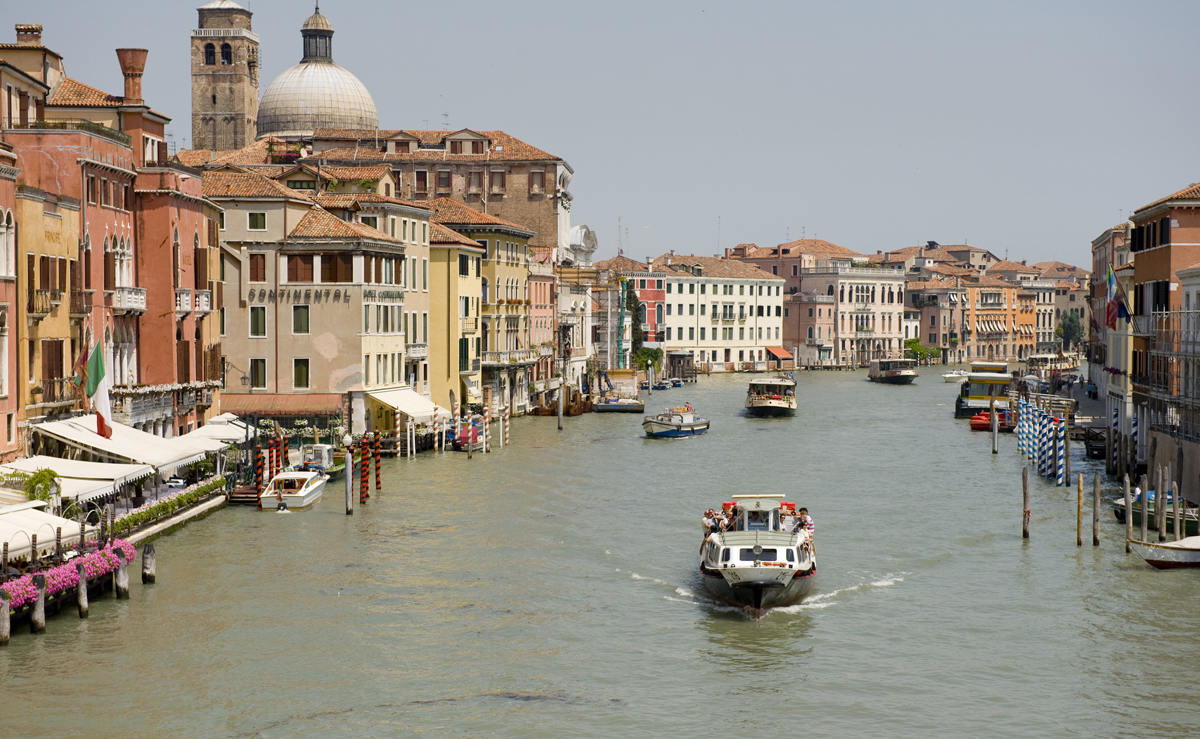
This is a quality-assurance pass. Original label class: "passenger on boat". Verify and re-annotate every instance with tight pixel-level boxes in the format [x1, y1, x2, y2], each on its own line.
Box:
[779, 509, 796, 533]
[797, 508, 814, 536]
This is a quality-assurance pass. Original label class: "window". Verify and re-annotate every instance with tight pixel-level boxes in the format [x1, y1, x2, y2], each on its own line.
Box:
[320, 254, 352, 283]
[220, 43, 232, 65]
[639, 279, 646, 289]
[293, 359, 310, 389]
[666, 283, 672, 294]
[249, 358, 267, 388]
[219, 211, 225, 230]
[531, 170, 545, 192]
[415, 171, 428, 193]
[468, 171, 483, 192]
[287, 255, 313, 282]
[459, 254, 470, 276]
[490, 170, 506, 192]
[293, 305, 310, 334]
[360, 216, 378, 230]
[219, 307, 226, 336]
[250, 306, 267, 337]
[700, 327, 706, 340]
[666, 327, 672, 340]
[437, 171, 451, 190]
[689, 284, 695, 295]
[689, 327, 695, 340]
[249, 253, 266, 282]
[287, 179, 316, 190]
[472, 141, 484, 154]
[423, 312, 428, 343]
[450, 140, 462, 154]
[204, 43, 216, 65]
[248, 212, 266, 231]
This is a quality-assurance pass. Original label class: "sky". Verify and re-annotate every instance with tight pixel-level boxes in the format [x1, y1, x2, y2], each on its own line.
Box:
[24, 0, 1200, 267]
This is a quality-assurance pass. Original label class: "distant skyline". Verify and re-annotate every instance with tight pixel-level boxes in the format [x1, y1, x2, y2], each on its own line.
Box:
[23, 0, 1200, 267]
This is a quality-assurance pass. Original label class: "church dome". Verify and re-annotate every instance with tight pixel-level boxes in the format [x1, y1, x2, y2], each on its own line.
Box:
[255, 7, 377, 140]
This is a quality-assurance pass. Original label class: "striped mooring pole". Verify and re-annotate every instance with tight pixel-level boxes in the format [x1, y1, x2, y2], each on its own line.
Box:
[373, 430, 382, 490]
[282, 435, 290, 469]
[504, 404, 511, 447]
[255, 446, 264, 498]
[1131, 413, 1138, 467]
[359, 437, 370, 505]
[1111, 405, 1118, 471]
[1056, 418, 1066, 486]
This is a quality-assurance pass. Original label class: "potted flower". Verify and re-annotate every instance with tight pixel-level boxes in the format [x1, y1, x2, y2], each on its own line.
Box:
[497, 299, 506, 305]
[524, 299, 531, 305]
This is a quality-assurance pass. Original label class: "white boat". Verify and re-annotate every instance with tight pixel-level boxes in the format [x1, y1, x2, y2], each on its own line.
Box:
[868, 359, 918, 385]
[1129, 536, 1200, 569]
[259, 470, 326, 511]
[642, 406, 709, 438]
[699, 495, 815, 609]
[942, 369, 969, 383]
[745, 377, 797, 417]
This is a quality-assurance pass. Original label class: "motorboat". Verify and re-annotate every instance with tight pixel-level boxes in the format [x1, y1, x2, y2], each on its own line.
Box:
[942, 369, 969, 383]
[670, 377, 684, 388]
[298, 444, 346, 478]
[699, 495, 815, 609]
[1112, 491, 1199, 537]
[1130, 536, 1200, 569]
[595, 396, 646, 413]
[954, 361, 1011, 418]
[652, 380, 671, 391]
[969, 409, 1015, 432]
[259, 469, 326, 511]
[868, 359, 918, 385]
[643, 406, 709, 438]
[745, 376, 797, 417]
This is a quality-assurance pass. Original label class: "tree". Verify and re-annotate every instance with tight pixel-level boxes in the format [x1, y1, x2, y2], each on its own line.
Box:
[625, 280, 643, 356]
[1059, 312, 1083, 349]
[633, 347, 663, 373]
[904, 338, 929, 361]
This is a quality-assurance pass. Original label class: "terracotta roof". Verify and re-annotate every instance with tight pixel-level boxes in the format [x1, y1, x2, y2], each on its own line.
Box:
[48, 77, 123, 107]
[1054, 280, 1086, 290]
[594, 255, 648, 272]
[920, 263, 972, 277]
[1032, 261, 1090, 278]
[0, 43, 61, 59]
[1136, 182, 1200, 214]
[221, 393, 344, 417]
[201, 170, 305, 200]
[903, 276, 955, 291]
[176, 137, 295, 168]
[314, 192, 429, 212]
[284, 163, 392, 182]
[650, 254, 780, 280]
[970, 276, 1015, 288]
[738, 239, 859, 258]
[421, 197, 534, 233]
[313, 129, 562, 162]
[429, 221, 483, 248]
[987, 259, 1038, 273]
[288, 206, 402, 243]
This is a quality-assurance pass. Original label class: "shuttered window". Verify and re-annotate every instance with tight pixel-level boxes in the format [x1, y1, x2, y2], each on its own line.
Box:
[249, 253, 266, 282]
[287, 255, 313, 282]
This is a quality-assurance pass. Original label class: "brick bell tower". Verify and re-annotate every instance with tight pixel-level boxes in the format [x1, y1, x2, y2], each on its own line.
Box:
[191, 0, 259, 151]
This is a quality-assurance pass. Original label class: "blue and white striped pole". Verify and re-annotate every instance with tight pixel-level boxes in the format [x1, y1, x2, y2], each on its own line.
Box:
[1038, 409, 1047, 477]
[1131, 413, 1138, 468]
[1111, 405, 1118, 471]
[1056, 418, 1066, 486]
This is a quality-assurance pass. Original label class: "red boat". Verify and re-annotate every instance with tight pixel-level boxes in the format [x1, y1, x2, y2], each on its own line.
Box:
[969, 410, 1014, 432]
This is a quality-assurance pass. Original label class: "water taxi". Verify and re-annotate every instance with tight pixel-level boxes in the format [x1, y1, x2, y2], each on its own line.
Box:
[643, 406, 709, 438]
[954, 361, 1011, 418]
[699, 495, 815, 609]
[942, 369, 969, 383]
[298, 444, 346, 478]
[259, 469, 326, 511]
[745, 376, 797, 417]
[868, 359, 918, 385]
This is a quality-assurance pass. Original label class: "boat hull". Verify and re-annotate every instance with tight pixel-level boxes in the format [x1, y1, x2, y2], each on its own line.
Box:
[745, 399, 797, 417]
[943, 372, 968, 383]
[595, 402, 645, 413]
[869, 373, 917, 385]
[643, 419, 709, 438]
[701, 565, 815, 608]
[1130, 538, 1200, 568]
[1113, 505, 1199, 537]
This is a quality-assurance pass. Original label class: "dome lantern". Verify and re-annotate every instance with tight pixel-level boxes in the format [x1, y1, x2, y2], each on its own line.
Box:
[300, 4, 334, 62]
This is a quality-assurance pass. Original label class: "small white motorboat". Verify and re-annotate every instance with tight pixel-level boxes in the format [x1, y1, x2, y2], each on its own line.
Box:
[942, 369, 969, 383]
[1129, 536, 1200, 569]
[643, 406, 709, 438]
[259, 470, 326, 511]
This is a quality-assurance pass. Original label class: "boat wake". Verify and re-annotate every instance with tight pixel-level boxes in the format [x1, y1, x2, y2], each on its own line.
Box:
[771, 573, 906, 615]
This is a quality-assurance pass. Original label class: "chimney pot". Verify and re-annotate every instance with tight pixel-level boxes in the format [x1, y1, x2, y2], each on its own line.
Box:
[115, 48, 148, 104]
[14, 24, 42, 45]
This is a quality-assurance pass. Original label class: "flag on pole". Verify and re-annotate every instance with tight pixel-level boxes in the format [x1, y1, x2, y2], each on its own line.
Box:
[85, 342, 113, 438]
[1106, 266, 1131, 329]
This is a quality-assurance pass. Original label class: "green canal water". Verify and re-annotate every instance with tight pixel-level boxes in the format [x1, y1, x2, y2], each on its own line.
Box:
[5, 370, 1199, 738]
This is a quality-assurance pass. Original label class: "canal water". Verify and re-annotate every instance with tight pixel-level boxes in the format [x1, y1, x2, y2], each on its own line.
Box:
[5, 370, 1199, 738]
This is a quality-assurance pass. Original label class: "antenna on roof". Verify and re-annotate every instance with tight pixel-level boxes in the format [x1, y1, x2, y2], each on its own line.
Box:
[717, 215, 720, 251]
[442, 112, 449, 131]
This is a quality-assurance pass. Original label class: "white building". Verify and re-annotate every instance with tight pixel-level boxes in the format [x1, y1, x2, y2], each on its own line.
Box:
[800, 266, 908, 365]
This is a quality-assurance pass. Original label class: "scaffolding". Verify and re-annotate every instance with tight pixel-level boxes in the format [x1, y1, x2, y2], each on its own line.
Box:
[1148, 309, 1200, 442]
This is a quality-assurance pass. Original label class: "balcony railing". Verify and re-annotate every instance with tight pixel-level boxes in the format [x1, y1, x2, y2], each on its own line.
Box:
[28, 289, 51, 320]
[109, 286, 147, 315]
[855, 329, 875, 338]
[482, 349, 539, 365]
[175, 288, 193, 318]
[461, 317, 478, 332]
[70, 289, 94, 318]
[31, 377, 76, 408]
[193, 289, 212, 315]
[1131, 315, 1157, 337]
[407, 343, 428, 360]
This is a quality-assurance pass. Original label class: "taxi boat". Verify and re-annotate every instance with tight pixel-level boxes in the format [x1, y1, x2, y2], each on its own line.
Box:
[259, 470, 326, 511]
[298, 443, 346, 479]
[699, 495, 815, 609]
[954, 361, 1011, 418]
[642, 406, 709, 438]
[745, 376, 797, 417]
[868, 359, 918, 385]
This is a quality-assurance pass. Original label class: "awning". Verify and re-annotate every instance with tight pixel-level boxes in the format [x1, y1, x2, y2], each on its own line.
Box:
[766, 347, 793, 360]
[367, 388, 450, 425]
[462, 377, 482, 403]
[220, 393, 345, 417]
[31, 415, 207, 476]
[1, 455, 154, 486]
[0, 501, 86, 558]
[184, 422, 256, 443]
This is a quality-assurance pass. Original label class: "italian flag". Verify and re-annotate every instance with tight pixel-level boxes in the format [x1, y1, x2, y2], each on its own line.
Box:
[85, 342, 113, 439]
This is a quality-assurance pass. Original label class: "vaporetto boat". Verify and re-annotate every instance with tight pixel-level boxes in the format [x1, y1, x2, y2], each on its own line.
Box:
[744, 376, 797, 417]
[642, 406, 709, 438]
[699, 495, 815, 609]
[868, 359, 918, 385]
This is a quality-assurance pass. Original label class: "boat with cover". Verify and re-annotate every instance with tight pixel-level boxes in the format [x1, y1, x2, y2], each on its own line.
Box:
[298, 444, 346, 478]
[699, 495, 815, 609]
[745, 376, 797, 417]
[954, 361, 1011, 418]
[259, 469, 326, 511]
[1112, 491, 1198, 537]
[642, 405, 709, 438]
[670, 377, 683, 387]
[1129, 536, 1200, 569]
[969, 410, 1015, 432]
[868, 359, 918, 385]
[943, 369, 969, 383]
[595, 396, 645, 413]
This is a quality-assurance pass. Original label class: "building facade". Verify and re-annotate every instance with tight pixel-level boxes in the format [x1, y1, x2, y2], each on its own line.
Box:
[190, 0, 259, 151]
[0, 144, 17, 461]
[427, 223, 483, 414]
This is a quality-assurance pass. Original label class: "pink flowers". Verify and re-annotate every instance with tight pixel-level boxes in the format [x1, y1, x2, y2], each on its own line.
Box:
[1, 540, 137, 611]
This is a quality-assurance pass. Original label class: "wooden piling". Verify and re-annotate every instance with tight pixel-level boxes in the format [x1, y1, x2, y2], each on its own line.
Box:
[114, 548, 129, 599]
[141, 543, 156, 584]
[1092, 473, 1100, 546]
[1140, 474, 1149, 543]
[1076, 473, 1083, 547]
[55, 527, 62, 561]
[1157, 466, 1167, 542]
[30, 534, 37, 567]
[359, 438, 370, 505]
[31, 574, 46, 633]
[990, 395, 998, 454]
[344, 442, 354, 515]
[2, 542, 7, 580]
[0, 589, 9, 645]
[373, 430, 381, 491]
[1173, 481, 1181, 542]
[1064, 422, 1071, 481]
[1105, 426, 1113, 475]
[1123, 474, 1132, 553]
[1022, 466, 1030, 539]
[76, 561, 89, 618]
[557, 384, 564, 431]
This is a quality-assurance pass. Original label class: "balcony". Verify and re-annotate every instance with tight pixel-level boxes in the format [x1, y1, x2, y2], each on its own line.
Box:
[109, 286, 147, 315]
[805, 337, 830, 346]
[175, 288, 193, 318]
[176, 390, 197, 413]
[1132, 315, 1157, 337]
[70, 289, 94, 319]
[27, 289, 51, 321]
[461, 317, 478, 333]
[855, 329, 875, 338]
[459, 356, 480, 373]
[852, 301, 871, 311]
[482, 349, 539, 366]
[193, 289, 212, 315]
[640, 323, 651, 331]
[407, 343, 428, 360]
[49, 288, 63, 306]
[28, 377, 76, 410]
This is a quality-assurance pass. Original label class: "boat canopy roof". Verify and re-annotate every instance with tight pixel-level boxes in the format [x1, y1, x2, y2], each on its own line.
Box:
[970, 361, 1008, 371]
[731, 494, 785, 512]
[748, 377, 795, 387]
[966, 372, 1011, 383]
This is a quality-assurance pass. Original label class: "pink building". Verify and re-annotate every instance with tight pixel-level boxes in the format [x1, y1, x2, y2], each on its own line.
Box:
[528, 249, 555, 385]
[0, 143, 18, 461]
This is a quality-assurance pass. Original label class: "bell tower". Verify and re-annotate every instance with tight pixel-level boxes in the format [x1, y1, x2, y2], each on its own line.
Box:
[191, 0, 259, 151]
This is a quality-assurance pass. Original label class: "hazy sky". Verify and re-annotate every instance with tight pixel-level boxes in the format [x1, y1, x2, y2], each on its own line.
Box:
[25, 0, 1200, 266]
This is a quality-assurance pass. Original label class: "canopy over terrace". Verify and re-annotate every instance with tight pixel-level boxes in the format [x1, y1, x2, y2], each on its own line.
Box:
[766, 347, 793, 360]
[367, 388, 450, 428]
[220, 394, 344, 429]
[0, 456, 155, 505]
[0, 501, 90, 560]
[29, 415, 215, 477]
[189, 413, 257, 442]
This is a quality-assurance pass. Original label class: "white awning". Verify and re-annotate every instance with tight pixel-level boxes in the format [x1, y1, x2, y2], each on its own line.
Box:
[367, 388, 451, 425]
[184, 423, 255, 443]
[0, 502, 86, 559]
[170, 434, 228, 453]
[462, 377, 482, 403]
[31, 415, 208, 476]
[1, 455, 154, 485]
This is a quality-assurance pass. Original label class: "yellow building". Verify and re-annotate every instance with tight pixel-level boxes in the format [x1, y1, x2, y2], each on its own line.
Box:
[427, 222, 484, 413]
[964, 277, 1020, 361]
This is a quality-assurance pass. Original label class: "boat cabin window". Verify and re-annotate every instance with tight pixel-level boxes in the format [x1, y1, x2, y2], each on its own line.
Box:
[722, 548, 731, 562]
[745, 510, 770, 531]
[786, 548, 795, 562]
[739, 548, 777, 562]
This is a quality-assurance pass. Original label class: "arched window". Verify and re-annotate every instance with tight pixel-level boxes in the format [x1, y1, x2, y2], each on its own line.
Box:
[839, 285, 845, 302]
[481, 277, 489, 304]
[827, 284, 834, 296]
[204, 44, 216, 65]
[220, 43, 232, 65]
[655, 303, 663, 324]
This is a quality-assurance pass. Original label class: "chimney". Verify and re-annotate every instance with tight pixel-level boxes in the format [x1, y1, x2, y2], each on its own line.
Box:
[115, 48, 148, 104]
[1020, 260, 1026, 265]
[15, 24, 42, 45]
[927, 241, 938, 248]
[877, 250, 882, 255]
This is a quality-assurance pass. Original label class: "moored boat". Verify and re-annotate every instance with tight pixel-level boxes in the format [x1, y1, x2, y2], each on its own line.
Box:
[259, 469, 326, 511]
[699, 495, 815, 609]
[643, 406, 709, 438]
[954, 361, 1011, 418]
[595, 396, 646, 413]
[868, 359, 918, 385]
[1112, 492, 1199, 537]
[969, 410, 1015, 432]
[670, 377, 683, 388]
[1130, 536, 1200, 569]
[298, 443, 346, 479]
[745, 376, 797, 417]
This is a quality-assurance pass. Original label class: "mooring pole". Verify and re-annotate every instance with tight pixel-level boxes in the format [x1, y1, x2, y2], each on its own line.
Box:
[990, 393, 998, 455]
[1022, 466, 1030, 540]
[1076, 473, 1083, 547]
[76, 561, 89, 619]
[0, 589, 9, 645]
[142, 543, 156, 584]
[344, 439, 354, 515]
[1140, 474, 1149, 543]
[1123, 474, 1132, 553]
[1173, 481, 1182, 542]
[1092, 473, 1100, 547]
[31, 574, 46, 634]
[114, 548, 129, 599]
